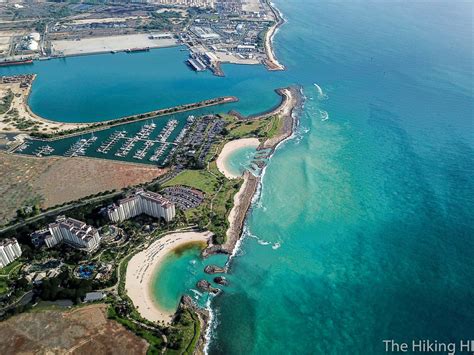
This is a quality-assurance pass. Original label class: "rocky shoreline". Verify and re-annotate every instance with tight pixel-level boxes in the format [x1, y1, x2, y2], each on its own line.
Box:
[174, 295, 209, 355]
[195, 85, 304, 353]
[202, 86, 302, 260]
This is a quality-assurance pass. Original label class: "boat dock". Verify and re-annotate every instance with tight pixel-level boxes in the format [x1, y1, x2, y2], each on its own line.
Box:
[115, 123, 158, 158]
[64, 135, 97, 157]
[149, 143, 169, 162]
[97, 130, 127, 154]
[158, 120, 178, 142]
[133, 140, 155, 160]
[34, 145, 54, 157]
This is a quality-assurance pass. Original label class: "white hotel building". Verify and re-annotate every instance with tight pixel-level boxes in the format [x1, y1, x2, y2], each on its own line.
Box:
[46, 216, 100, 253]
[0, 238, 22, 268]
[107, 189, 176, 223]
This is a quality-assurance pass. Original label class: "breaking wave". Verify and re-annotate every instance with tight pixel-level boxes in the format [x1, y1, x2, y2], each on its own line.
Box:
[203, 296, 219, 355]
[320, 110, 329, 121]
[314, 83, 328, 100]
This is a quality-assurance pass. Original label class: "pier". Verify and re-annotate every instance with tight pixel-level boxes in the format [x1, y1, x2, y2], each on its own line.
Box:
[64, 135, 98, 157]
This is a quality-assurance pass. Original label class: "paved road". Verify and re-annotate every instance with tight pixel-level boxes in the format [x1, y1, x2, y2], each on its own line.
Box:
[0, 167, 182, 235]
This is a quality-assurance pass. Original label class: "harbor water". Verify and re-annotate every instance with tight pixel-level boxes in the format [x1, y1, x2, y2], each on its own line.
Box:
[1, 0, 472, 353]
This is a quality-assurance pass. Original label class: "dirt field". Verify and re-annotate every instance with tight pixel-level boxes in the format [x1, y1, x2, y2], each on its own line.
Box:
[0, 152, 53, 223]
[0, 304, 148, 354]
[0, 30, 19, 55]
[0, 152, 167, 224]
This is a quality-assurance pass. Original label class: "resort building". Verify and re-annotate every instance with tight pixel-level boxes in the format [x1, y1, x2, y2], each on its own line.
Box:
[107, 189, 176, 223]
[0, 238, 22, 268]
[46, 216, 100, 253]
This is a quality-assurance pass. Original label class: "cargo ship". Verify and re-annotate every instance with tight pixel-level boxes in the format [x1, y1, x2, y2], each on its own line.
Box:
[0, 58, 33, 67]
[125, 47, 150, 53]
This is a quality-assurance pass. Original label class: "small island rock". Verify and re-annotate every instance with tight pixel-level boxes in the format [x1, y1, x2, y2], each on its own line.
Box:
[196, 279, 221, 294]
[204, 265, 226, 274]
[213, 276, 228, 286]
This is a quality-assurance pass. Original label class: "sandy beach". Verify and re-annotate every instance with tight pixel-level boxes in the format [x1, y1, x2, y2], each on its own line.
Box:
[216, 138, 260, 179]
[264, 2, 285, 71]
[125, 231, 212, 324]
[0, 78, 89, 134]
[262, 88, 298, 148]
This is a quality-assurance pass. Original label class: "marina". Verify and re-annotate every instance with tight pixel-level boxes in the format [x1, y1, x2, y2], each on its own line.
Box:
[157, 120, 178, 142]
[64, 135, 97, 157]
[115, 123, 158, 158]
[34, 145, 54, 157]
[11, 111, 207, 167]
[149, 144, 169, 162]
[15, 141, 31, 152]
[97, 130, 127, 154]
[133, 141, 156, 160]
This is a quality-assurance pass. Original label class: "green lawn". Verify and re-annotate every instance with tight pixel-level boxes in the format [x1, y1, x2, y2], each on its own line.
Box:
[163, 170, 219, 195]
[226, 115, 282, 140]
[227, 120, 265, 139]
[0, 278, 9, 294]
[0, 260, 22, 276]
[266, 115, 284, 138]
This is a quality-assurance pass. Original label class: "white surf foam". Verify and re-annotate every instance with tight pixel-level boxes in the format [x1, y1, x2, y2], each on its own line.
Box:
[314, 83, 328, 99]
[248, 232, 272, 246]
[320, 110, 330, 121]
[205, 87, 306, 353]
[203, 297, 218, 355]
[190, 289, 203, 297]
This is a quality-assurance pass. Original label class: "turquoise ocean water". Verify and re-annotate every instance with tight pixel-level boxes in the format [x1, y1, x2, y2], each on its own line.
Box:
[1, 0, 473, 353]
[151, 245, 228, 311]
[223, 145, 258, 177]
[209, 1, 474, 354]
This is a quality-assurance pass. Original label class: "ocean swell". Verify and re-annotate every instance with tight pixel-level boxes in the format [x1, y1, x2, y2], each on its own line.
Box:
[203, 86, 306, 353]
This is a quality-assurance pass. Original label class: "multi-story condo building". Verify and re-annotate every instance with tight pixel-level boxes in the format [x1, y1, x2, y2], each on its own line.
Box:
[0, 238, 22, 268]
[46, 216, 100, 253]
[107, 189, 176, 223]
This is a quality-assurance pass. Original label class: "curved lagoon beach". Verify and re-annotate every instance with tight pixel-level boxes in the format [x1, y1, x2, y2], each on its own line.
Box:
[125, 231, 212, 324]
[216, 138, 260, 179]
[1, 0, 472, 353]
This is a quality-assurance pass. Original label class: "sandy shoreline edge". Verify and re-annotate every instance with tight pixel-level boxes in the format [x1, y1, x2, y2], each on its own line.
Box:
[264, 0, 286, 71]
[121, 85, 303, 351]
[216, 138, 260, 179]
[125, 231, 212, 324]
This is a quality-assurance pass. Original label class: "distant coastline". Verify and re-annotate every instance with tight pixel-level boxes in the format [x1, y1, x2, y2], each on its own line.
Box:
[263, 0, 286, 71]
